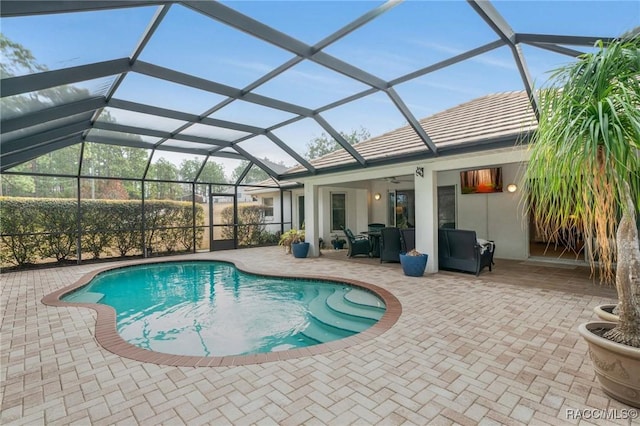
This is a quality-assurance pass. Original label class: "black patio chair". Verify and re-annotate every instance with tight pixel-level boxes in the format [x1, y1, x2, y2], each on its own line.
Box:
[380, 227, 402, 263]
[342, 227, 371, 258]
[400, 228, 415, 253]
[438, 228, 495, 276]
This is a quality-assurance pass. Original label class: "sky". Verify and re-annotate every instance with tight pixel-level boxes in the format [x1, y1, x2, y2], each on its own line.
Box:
[1, 0, 639, 177]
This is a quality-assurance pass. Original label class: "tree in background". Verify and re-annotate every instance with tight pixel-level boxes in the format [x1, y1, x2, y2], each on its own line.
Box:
[305, 127, 370, 159]
[230, 159, 281, 184]
[179, 158, 205, 182]
[194, 159, 228, 193]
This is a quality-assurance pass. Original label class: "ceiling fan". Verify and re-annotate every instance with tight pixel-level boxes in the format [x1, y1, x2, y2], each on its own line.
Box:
[383, 177, 402, 184]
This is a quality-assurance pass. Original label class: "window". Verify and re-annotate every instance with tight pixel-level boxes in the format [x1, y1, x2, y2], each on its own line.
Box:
[331, 193, 346, 231]
[263, 197, 274, 217]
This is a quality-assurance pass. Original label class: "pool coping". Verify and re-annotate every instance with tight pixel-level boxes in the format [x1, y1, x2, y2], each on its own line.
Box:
[41, 257, 402, 367]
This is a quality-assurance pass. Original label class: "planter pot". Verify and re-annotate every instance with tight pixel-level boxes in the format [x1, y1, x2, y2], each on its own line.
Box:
[292, 242, 310, 258]
[578, 321, 640, 408]
[400, 253, 428, 277]
[332, 241, 345, 250]
[594, 304, 619, 322]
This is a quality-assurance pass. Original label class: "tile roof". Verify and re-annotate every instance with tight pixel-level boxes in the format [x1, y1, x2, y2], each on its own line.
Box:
[286, 90, 537, 174]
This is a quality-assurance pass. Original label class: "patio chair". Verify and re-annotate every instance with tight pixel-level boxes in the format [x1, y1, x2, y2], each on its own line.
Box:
[400, 228, 415, 253]
[341, 227, 371, 258]
[438, 228, 495, 276]
[379, 227, 402, 263]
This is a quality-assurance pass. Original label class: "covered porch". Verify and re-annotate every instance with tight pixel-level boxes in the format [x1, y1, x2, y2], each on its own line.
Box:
[286, 147, 533, 274]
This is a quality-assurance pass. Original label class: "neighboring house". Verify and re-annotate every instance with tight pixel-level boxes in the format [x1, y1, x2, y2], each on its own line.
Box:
[252, 91, 541, 272]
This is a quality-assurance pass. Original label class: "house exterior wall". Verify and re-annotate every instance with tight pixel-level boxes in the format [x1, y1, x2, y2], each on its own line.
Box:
[411, 148, 530, 267]
[369, 181, 390, 225]
[318, 186, 368, 240]
[435, 161, 528, 260]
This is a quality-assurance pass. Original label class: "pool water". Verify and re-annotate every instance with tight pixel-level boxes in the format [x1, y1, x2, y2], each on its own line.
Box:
[63, 261, 386, 357]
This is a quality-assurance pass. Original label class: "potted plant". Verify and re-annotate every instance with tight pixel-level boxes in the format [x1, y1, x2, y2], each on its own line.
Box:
[290, 230, 309, 258]
[331, 234, 346, 250]
[525, 34, 640, 407]
[278, 229, 301, 254]
[399, 249, 428, 277]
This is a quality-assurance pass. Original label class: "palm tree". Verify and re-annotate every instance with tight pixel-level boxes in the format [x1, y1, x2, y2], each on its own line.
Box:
[525, 33, 640, 347]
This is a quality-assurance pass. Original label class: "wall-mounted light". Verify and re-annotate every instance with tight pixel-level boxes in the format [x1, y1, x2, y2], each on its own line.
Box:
[506, 183, 518, 193]
[374, 193, 381, 201]
[415, 167, 424, 178]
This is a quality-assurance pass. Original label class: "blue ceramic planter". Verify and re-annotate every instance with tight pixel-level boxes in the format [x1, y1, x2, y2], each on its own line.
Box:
[292, 242, 310, 258]
[399, 253, 428, 277]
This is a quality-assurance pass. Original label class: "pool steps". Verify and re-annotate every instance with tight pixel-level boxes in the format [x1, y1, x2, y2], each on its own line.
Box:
[301, 287, 385, 343]
[64, 291, 104, 304]
[325, 290, 384, 321]
[344, 289, 386, 310]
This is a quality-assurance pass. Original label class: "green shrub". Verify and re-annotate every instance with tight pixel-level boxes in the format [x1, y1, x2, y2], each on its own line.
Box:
[0, 197, 43, 266]
[222, 204, 267, 247]
[37, 199, 78, 262]
[0, 197, 205, 266]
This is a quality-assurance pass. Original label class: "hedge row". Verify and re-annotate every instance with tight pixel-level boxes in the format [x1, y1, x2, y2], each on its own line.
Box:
[220, 205, 279, 246]
[0, 197, 204, 267]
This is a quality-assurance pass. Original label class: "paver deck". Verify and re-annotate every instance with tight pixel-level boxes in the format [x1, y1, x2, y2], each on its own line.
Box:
[1, 247, 633, 425]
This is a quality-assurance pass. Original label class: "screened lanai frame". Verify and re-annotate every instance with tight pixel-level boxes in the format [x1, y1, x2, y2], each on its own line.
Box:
[0, 0, 633, 264]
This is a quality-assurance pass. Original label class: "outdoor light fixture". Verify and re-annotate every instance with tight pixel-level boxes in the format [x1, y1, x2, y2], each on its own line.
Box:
[507, 183, 518, 193]
[415, 167, 424, 178]
[374, 193, 382, 201]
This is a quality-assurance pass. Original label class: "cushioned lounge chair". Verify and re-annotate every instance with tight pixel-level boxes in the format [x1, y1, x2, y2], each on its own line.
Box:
[438, 228, 495, 276]
[342, 227, 371, 258]
[380, 227, 402, 263]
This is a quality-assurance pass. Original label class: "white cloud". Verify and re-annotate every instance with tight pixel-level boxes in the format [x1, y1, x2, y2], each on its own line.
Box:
[409, 39, 516, 71]
[217, 58, 277, 75]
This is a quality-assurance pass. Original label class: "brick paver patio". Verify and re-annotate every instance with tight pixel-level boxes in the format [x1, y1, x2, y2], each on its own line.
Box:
[1, 247, 633, 425]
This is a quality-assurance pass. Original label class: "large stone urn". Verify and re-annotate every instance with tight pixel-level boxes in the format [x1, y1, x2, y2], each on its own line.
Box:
[578, 321, 640, 408]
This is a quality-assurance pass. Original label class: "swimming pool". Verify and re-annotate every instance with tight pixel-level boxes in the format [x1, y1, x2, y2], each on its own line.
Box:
[61, 261, 387, 358]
